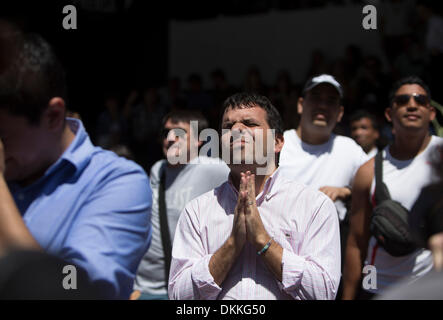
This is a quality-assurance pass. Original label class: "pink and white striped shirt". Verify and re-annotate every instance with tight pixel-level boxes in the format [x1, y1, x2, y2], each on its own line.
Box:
[168, 168, 341, 300]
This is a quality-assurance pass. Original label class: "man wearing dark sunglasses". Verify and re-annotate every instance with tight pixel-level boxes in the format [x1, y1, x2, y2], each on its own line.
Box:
[343, 76, 443, 300]
[132, 110, 229, 300]
[392, 93, 429, 107]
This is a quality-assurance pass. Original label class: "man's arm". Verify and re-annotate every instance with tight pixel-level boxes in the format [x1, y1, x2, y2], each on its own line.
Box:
[429, 232, 443, 272]
[262, 191, 341, 300]
[0, 175, 41, 254]
[59, 167, 152, 299]
[169, 175, 247, 300]
[208, 172, 248, 286]
[243, 172, 283, 281]
[168, 203, 224, 300]
[244, 172, 341, 299]
[319, 186, 351, 202]
[169, 218, 246, 300]
[210, 172, 283, 285]
[342, 159, 374, 300]
[0, 140, 41, 255]
[319, 142, 370, 203]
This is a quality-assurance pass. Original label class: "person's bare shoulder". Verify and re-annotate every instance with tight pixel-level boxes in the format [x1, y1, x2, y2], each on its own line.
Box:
[353, 157, 375, 192]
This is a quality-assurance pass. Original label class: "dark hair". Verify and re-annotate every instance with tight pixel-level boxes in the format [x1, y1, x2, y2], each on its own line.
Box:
[350, 109, 379, 131]
[221, 92, 284, 135]
[388, 76, 431, 107]
[161, 109, 209, 136]
[0, 30, 66, 125]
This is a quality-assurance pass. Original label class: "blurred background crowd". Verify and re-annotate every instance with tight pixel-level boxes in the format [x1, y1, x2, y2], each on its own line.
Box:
[1, 0, 442, 171]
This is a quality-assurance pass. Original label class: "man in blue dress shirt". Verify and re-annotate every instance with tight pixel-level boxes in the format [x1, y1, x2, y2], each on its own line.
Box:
[0, 27, 152, 299]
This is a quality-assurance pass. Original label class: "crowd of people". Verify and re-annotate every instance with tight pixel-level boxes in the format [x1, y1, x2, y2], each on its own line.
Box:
[0, 1, 443, 301]
[88, 1, 443, 174]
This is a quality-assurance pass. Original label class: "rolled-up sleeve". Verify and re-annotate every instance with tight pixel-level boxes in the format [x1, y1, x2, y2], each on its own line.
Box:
[278, 196, 341, 300]
[168, 205, 222, 300]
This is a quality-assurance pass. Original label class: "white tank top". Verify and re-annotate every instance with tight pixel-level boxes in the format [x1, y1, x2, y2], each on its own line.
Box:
[366, 135, 443, 293]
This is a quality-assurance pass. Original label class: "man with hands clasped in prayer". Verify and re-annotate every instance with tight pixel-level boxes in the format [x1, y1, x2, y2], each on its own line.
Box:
[168, 92, 341, 300]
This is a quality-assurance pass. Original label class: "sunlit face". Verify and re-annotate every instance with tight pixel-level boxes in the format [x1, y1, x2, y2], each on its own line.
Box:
[221, 105, 282, 170]
[162, 119, 198, 164]
[386, 84, 435, 132]
[298, 83, 344, 132]
[350, 117, 379, 152]
[0, 110, 51, 183]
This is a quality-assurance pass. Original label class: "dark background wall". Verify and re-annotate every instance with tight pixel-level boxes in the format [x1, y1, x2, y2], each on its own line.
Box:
[0, 0, 169, 130]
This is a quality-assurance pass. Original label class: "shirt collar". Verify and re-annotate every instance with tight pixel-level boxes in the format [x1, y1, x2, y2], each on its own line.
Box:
[45, 118, 94, 176]
[9, 118, 94, 192]
[227, 167, 280, 201]
[261, 167, 280, 199]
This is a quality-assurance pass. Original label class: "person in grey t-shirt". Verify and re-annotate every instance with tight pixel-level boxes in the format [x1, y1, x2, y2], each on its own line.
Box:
[132, 110, 229, 300]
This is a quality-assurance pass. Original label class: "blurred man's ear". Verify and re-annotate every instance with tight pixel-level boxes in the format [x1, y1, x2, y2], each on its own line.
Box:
[429, 105, 436, 122]
[274, 133, 284, 154]
[336, 106, 344, 123]
[297, 97, 304, 115]
[45, 97, 66, 131]
[385, 107, 392, 123]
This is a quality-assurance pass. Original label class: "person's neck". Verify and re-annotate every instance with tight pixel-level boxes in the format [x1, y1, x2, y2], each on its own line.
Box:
[19, 123, 76, 187]
[230, 165, 276, 196]
[165, 150, 200, 168]
[61, 122, 76, 155]
[166, 162, 185, 170]
[296, 125, 331, 145]
[364, 144, 376, 154]
[389, 129, 432, 160]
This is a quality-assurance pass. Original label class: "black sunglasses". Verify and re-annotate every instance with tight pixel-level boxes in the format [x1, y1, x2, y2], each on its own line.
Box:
[393, 93, 429, 107]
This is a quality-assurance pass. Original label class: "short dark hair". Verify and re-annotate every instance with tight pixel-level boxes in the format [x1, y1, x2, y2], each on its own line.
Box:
[161, 109, 209, 136]
[388, 76, 431, 107]
[350, 109, 379, 131]
[221, 92, 284, 135]
[0, 30, 66, 125]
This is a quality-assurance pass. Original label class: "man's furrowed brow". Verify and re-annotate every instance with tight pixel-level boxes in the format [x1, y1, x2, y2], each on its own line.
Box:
[222, 120, 233, 127]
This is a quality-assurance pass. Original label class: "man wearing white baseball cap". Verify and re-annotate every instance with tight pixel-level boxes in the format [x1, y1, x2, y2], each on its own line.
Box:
[278, 74, 368, 298]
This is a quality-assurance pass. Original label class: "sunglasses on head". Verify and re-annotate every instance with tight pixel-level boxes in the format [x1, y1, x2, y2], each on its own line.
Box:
[393, 93, 429, 107]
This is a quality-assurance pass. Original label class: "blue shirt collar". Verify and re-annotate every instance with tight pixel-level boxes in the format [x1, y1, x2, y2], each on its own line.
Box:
[54, 118, 94, 174]
[10, 118, 94, 192]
